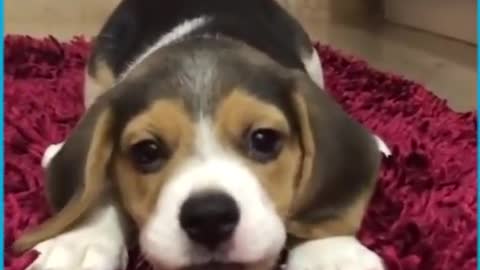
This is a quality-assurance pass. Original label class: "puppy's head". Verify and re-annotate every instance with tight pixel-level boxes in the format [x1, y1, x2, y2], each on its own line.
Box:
[14, 38, 380, 270]
[113, 40, 303, 269]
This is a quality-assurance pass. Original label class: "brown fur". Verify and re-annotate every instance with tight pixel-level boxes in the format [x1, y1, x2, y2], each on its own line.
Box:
[114, 99, 195, 226]
[113, 90, 304, 225]
[213, 87, 378, 247]
[286, 188, 374, 241]
[284, 86, 378, 242]
[287, 91, 316, 217]
[214, 89, 302, 218]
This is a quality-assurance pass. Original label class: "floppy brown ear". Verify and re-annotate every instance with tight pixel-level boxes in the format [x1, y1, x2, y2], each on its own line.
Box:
[13, 94, 115, 252]
[286, 74, 381, 242]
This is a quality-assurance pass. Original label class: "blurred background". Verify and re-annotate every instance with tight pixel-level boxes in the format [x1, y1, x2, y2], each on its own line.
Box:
[5, 0, 477, 111]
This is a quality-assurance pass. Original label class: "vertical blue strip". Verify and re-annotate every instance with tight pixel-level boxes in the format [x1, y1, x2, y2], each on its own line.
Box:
[0, 0, 5, 268]
[477, 1, 480, 269]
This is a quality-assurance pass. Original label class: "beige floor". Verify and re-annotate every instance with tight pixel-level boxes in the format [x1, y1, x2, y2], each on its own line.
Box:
[5, 0, 477, 112]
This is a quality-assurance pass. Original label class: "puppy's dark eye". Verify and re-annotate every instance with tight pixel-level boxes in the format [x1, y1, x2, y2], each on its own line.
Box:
[129, 139, 170, 172]
[246, 128, 283, 162]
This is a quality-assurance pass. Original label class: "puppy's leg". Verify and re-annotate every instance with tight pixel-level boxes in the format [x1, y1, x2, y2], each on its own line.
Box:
[286, 194, 384, 270]
[26, 199, 129, 270]
[287, 237, 384, 270]
[29, 114, 128, 270]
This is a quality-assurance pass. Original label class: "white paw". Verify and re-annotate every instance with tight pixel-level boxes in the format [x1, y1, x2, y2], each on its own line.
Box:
[27, 204, 128, 270]
[286, 236, 384, 270]
[27, 234, 127, 270]
[41, 142, 64, 168]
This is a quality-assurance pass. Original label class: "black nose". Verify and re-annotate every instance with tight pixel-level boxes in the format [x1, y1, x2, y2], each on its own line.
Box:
[179, 191, 240, 249]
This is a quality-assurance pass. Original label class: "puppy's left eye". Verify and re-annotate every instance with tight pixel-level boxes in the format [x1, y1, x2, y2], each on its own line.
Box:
[246, 128, 284, 162]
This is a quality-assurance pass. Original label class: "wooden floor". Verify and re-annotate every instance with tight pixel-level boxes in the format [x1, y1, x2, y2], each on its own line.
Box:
[5, 0, 477, 112]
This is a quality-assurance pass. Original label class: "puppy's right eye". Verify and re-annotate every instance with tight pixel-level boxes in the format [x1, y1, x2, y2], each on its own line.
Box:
[129, 139, 170, 173]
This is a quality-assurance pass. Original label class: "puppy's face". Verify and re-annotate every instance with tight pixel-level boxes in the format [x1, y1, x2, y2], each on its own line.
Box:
[109, 40, 304, 270]
[115, 91, 299, 269]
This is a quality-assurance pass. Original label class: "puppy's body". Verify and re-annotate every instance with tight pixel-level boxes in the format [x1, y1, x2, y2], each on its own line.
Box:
[15, 1, 386, 270]
[85, 0, 323, 106]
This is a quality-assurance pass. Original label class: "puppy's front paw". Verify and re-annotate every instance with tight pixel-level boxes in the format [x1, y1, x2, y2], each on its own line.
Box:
[286, 236, 384, 270]
[25, 208, 127, 270]
[26, 233, 127, 270]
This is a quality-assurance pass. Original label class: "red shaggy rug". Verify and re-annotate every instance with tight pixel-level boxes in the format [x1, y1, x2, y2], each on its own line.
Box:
[4, 35, 477, 270]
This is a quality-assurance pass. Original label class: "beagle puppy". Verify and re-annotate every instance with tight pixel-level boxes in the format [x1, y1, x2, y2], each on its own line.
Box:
[14, 0, 390, 270]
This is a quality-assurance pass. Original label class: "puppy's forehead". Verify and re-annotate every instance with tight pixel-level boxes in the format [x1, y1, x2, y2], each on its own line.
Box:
[111, 38, 297, 126]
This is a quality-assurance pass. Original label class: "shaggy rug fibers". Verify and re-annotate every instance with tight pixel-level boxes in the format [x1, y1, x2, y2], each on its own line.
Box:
[4, 35, 477, 270]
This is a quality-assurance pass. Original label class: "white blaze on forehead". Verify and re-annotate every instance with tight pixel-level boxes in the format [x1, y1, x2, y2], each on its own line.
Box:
[140, 118, 286, 269]
[194, 118, 224, 157]
[119, 16, 211, 81]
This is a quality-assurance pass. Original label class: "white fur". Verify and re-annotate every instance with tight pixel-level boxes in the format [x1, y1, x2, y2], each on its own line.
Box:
[286, 236, 385, 270]
[33, 143, 128, 270]
[374, 135, 391, 157]
[42, 143, 64, 169]
[302, 50, 325, 89]
[119, 16, 210, 80]
[140, 118, 286, 269]
[27, 202, 128, 270]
